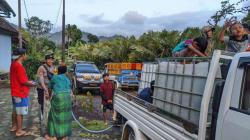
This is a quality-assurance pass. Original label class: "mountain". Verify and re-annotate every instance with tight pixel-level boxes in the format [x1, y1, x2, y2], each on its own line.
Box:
[48, 31, 125, 44]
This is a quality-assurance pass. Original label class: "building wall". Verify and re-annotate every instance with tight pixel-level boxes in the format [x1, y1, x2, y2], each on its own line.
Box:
[0, 33, 11, 73]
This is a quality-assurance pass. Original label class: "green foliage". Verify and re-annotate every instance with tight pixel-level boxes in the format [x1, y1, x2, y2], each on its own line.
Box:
[66, 24, 83, 46]
[25, 16, 53, 36]
[242, 10, 250, 24]
[87, 33, 99, 43]
[208, 0, 250, 26]
[23, 56, 41, 79]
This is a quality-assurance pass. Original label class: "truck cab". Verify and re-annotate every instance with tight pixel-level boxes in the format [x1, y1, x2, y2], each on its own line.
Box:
[114, 50, 250, 140]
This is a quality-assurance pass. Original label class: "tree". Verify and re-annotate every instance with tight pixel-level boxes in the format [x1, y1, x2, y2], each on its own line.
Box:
[87, 34, 99, 43]
[242, 10, 250, 24]
[208, 0, 250, 26]
[65, 24, 83, 46]
[25, 16, 53, 36]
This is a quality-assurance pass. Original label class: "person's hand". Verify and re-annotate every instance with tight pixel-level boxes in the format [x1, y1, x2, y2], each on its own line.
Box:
[107, 99, 113, 104]
[44, 90, 50, 99]
[224, 20, 232, 29]
[246, 47, 250, 51]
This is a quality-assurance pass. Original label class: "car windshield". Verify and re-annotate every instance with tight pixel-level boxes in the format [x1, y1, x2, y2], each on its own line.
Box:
[76, 64, 100, 73]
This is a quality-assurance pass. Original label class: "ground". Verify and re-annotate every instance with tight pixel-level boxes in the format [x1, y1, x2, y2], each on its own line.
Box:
[0, 86, 122, 140]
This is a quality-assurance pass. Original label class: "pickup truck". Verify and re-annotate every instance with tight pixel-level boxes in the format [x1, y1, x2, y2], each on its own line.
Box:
[114, 50, 250, 140]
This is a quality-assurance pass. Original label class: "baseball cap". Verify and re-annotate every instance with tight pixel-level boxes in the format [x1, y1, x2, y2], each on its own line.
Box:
[45, 53, 54, 60]
[12, 48, 26, 59]
[202, 26, 215, 33]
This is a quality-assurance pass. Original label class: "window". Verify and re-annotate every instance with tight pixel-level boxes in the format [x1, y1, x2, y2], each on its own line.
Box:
[240, 66, 250, 112]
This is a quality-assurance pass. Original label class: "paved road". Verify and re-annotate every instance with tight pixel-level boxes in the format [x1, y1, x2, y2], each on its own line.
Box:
[0, 88, 41, 140]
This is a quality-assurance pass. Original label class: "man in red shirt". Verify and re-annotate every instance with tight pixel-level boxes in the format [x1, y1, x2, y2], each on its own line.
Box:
[10, 48, 36, 137]
[100, 73, 115, 125]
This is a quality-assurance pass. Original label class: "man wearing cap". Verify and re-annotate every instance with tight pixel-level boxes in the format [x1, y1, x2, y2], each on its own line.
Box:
[100, 73, 115, 125]
[36, 54, 55, 126]
[10, 48, 36, 136]
[202, 26, 215, 56]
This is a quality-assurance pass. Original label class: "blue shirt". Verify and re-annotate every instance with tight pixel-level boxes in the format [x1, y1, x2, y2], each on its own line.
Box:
[138, 87, 153, 103]
[172, 39, 193, 53]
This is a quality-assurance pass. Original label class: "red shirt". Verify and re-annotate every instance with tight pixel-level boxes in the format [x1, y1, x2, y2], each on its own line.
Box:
[100, 81, 114, 105]
[10, 61, 30, 98]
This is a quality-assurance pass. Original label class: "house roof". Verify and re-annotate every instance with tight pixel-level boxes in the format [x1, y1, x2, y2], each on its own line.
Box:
[0, 0, 16, 18]
[0, 17, 18, 34]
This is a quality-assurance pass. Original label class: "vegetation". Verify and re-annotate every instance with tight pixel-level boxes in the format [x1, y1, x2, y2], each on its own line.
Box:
[20, 0, 249, 76]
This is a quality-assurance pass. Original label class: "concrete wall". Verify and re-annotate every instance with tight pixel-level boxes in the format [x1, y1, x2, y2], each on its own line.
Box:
[0, 33, 11, 73]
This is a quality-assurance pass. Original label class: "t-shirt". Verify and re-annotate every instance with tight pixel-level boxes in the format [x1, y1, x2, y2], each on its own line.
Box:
[100, 81, 114, 105]
[172, 39, 193, 53]
[138, 87, 153, 103]
[224, 34, 250, 53]
[49, 74, 71, 94]
[10, 61, 30, 98]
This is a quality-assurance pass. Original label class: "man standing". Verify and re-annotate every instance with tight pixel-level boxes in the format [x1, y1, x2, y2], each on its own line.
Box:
[100, 73, 115, 125]
[36, 54, 55, 113]
[202, 26, 215, 56]
[10, 48, 36, 137]
[36, 54, 55, 137]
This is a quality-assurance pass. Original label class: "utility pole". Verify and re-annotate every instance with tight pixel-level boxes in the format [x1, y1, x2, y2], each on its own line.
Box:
[18, 0, 22, 48]
[62, 0, 65, 62]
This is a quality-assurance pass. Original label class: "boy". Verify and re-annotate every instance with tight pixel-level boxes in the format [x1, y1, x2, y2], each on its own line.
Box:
[172, 37, 208, 57]
[10, 48, 36, 137]
[100, 73, 115, 125]
[219, 21, 250, 52]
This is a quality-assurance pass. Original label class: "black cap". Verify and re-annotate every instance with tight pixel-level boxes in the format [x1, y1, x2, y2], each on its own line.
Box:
[45, 53, 54, 60]
[12, 48, 26, 59]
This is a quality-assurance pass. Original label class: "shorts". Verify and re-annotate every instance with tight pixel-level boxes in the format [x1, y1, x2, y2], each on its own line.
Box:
[103, 104, 113, 112]
[12, 97, 29, 115]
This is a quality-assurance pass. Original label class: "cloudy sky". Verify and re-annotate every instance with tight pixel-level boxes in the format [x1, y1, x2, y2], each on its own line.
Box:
[7, 0, 247, 36]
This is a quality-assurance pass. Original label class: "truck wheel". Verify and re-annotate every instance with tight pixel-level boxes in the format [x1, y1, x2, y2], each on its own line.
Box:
[128, 127, 136, 140]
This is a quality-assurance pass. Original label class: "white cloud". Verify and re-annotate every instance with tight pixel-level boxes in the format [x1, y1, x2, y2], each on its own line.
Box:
[80, 13, 112, 25]
[81, 10, 214, 37]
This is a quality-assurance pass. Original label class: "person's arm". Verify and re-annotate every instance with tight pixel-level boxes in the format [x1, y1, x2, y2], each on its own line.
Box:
[219, 21, 231, 43]
[187, 45, 206, 57]
[17, 66, 35, 86]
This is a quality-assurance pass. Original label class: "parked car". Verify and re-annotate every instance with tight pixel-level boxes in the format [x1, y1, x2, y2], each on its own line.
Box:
[69, 61, 102, 94]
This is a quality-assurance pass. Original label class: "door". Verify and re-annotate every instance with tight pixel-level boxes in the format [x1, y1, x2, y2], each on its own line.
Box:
[221, 60, 250, 140]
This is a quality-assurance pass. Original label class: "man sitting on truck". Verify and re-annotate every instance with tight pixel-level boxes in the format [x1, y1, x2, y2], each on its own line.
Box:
[138, 80, 155, 103]
[100, 73, 115, 125]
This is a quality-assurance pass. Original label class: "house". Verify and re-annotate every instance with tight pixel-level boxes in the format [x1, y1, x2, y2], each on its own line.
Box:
[0, 0, 16, 73]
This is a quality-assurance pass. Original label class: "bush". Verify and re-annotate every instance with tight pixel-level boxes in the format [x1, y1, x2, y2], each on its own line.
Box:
[23, 56, 42, 80]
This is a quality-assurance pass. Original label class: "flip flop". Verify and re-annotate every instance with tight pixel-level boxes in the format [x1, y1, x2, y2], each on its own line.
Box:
[15, 131, 31, 137]
[9, 127, 16, 132]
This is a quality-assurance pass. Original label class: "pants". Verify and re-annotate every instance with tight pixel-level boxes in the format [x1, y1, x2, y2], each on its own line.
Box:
[37, 88, 44, 113]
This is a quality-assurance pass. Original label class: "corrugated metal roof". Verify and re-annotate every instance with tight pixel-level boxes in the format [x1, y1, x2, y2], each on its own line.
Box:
[0, 0, 16, 18]
[0, 17, 18, 34]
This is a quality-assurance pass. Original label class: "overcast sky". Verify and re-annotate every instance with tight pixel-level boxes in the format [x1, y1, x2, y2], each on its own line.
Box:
[6, 0, 247, 36]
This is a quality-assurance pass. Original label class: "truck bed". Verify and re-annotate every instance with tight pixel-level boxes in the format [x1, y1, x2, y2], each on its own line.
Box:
[114, 89, 197, 140]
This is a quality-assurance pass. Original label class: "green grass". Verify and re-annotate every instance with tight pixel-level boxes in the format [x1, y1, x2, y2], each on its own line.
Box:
[72, 117, 108, 131]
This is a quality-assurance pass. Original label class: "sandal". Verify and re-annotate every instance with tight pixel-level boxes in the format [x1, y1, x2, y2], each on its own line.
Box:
[9, 127, 17, 132]
[15, 131, 31, 137]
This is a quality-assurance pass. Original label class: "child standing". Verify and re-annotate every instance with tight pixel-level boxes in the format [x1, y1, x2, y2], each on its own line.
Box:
[219, 21, 250, 52]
